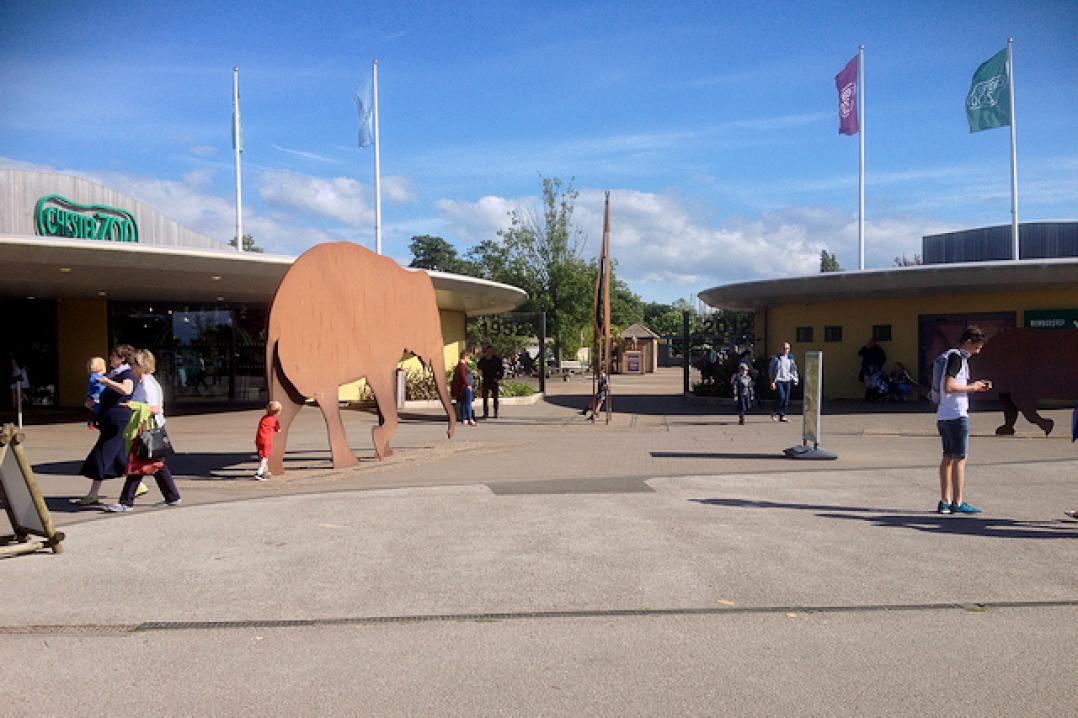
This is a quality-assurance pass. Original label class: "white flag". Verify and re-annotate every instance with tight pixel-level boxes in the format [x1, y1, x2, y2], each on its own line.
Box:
[232, 109, 242, 152]
[354, 77, 374, 148]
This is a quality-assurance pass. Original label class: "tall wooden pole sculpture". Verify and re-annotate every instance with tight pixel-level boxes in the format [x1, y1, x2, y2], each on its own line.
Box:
[591, 192, 614, 424]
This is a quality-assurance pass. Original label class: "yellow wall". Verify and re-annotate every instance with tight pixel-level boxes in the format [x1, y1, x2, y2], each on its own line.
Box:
[337, 309, 466, 401]
[440, 309, 466, 369]
[764, 287, 1078, 399]
[56, 298, 108, 407]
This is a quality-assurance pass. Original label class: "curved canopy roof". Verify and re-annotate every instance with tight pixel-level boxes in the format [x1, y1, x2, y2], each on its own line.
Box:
[699, 258, 1078, 311]
[0, 236, 527, 316]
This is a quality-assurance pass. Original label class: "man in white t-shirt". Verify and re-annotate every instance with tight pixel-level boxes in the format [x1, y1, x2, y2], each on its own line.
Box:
[936, 326, 990, 515]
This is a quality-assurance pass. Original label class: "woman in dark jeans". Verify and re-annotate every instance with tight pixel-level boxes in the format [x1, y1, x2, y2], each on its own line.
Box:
[76, 344, 138, 505]
[104, 349, 181, 512]
[450, 351, 477, 426]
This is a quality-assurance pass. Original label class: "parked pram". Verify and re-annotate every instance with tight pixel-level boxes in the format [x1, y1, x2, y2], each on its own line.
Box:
[863, 366, 890, 401]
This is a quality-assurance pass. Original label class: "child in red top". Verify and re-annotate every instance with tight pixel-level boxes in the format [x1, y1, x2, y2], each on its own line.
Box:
[254, 400, 282, 480]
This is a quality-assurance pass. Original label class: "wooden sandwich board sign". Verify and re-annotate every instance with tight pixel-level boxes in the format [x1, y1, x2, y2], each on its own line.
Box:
[0, 424, 65, 557]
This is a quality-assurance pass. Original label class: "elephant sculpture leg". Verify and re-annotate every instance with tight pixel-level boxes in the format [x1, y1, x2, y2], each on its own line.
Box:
[1013, 395, 1055, 436]
[314, 390, 359, 468]
[267, 396, 302, 475]
[267, 347, 306, 476]
[995, 393, 1019, 435]
[366, 371, 399, 459]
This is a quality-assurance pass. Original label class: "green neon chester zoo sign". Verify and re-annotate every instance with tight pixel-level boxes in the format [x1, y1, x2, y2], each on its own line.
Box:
[34, 195, 139, 243]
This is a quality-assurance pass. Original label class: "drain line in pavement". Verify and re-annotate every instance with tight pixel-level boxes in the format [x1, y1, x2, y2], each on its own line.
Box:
[2, 599, 1077, 637]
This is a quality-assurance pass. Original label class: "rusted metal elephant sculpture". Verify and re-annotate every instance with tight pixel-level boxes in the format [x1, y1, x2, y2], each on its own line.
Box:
[266, 242, 455, 474]
[971, 327, 1078, 436]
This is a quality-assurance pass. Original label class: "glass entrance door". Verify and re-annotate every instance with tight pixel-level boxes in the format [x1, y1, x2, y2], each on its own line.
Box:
[0, 299, 58, 410]
[173, 309, 232, 401]
[109, 301, 267, 406]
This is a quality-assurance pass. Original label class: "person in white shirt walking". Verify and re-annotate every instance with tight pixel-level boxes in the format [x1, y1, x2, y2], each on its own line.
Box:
[104, 350, 182, 512]
[768, 342, 799, 422]
[936, 327, 990, 515]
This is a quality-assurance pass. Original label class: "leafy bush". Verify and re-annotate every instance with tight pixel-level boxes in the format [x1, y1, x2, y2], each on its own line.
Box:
[403, 363, 534, 401]
[405, 368, 442, 401]
[500, 381, 534, 397]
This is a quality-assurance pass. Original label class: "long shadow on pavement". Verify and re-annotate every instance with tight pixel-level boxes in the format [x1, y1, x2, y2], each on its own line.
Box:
[544, 393, 711, 416]
[653, 451, 784, 460]
[544, 392, 1013, 418]
[31, 446, 429, 482]
[692, 498, 1078, 540]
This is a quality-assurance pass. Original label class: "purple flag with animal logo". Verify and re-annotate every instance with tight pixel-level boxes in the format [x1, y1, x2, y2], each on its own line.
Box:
[835, 55, 859, 135]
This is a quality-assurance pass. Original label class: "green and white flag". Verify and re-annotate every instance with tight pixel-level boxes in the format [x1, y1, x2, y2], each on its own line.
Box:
[966, 48, 1010, 132]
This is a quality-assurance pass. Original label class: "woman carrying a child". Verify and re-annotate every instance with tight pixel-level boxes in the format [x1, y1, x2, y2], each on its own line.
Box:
[77, 344, 138, 505]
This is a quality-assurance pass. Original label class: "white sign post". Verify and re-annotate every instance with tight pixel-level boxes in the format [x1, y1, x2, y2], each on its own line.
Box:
[784, 351, 837, 460]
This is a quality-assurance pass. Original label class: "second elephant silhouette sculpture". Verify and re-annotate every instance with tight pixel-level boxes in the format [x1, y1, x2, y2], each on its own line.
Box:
[971, 326, 1078, 436]
[266, 242, 456, 474]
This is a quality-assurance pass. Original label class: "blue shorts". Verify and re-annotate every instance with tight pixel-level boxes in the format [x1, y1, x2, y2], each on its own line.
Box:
[937, 417, 969, 460]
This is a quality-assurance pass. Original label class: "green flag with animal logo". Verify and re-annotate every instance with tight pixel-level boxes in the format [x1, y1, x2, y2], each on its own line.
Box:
[966, 48, 1011, 132]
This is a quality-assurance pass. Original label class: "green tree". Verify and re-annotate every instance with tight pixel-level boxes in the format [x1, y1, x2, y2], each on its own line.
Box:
[229, 233, 264, 253]
[408, 235, 476, 274]
[609, 277, 643, 329]
[893, 253, 923, 267]
[464, 239, 513, 281]
[498, 176, 593, 362]
[819, 249, 842, 272]
[466, 315, 534, 361]
[642, 301, 685, 336]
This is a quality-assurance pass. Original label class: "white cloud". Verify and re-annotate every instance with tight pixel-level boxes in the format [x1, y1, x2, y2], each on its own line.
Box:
[181, 169, 215, 189]
[726, 112, 830, 132]
[407, 112, 829, 184]
[270, 144, 345, 165]
[257, 169, 372, 225]
[189, 145, 217, 158]
[434, 188, 957, 298]
[98, 170, 237, 241]
[382, 175, 417, 203]
[434, 195, 525, 244]
[0, 156, 52, 171]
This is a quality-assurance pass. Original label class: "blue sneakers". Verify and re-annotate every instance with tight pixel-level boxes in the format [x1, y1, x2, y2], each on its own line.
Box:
[950, 502, 982, 514]
[937, 500, 952, 514]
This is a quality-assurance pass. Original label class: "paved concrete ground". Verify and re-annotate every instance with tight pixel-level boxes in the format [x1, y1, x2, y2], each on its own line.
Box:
[2, 368, 1076, 716]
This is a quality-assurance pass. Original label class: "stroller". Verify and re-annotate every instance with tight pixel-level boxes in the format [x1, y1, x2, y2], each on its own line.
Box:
[863, 366, 890, 401]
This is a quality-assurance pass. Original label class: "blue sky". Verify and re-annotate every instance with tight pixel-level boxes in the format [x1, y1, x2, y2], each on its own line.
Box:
[1, 0, 1075, 303]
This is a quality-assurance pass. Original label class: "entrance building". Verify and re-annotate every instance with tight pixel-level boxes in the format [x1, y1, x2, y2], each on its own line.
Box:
[699, 259, 1078, 399]
[1, 169, 527, 410]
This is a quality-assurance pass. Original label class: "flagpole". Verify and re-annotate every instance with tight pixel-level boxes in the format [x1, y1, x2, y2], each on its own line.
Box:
[232, 66, 243, 254]
[1007, 38, 1019, 260]
[858, 44, 864, 271]
[372, 59, 382, 255]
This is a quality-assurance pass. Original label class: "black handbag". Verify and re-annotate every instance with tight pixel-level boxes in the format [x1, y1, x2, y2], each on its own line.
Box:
[137, 417, 175, 460]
